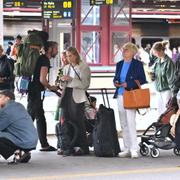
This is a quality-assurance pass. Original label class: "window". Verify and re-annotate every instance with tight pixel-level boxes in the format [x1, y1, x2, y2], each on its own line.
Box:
[81, 31, 100, 64]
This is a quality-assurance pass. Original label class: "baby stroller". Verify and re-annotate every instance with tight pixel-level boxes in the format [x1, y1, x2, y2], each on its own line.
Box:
[139, 96, 180, 158]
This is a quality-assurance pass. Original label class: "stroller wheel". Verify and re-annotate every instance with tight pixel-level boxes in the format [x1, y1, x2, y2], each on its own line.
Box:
[150, 148, 160, 158]
[173, 147, 180, 156]
[140, 145, 149, 156]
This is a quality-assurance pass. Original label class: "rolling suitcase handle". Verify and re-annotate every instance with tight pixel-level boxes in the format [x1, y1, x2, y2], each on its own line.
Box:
[101, 88, 110, 108]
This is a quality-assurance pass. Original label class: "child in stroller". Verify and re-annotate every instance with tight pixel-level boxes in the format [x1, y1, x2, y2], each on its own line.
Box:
[84, 96, 97, 147]
[139, 95, 180, 158]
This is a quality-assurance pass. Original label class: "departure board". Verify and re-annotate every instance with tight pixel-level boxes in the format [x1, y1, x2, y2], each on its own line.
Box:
[90, 0, 114, 5]
[42, 0, 74, 19]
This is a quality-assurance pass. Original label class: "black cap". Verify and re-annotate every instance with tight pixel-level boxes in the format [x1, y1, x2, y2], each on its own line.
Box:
[0, 90, 15, 100]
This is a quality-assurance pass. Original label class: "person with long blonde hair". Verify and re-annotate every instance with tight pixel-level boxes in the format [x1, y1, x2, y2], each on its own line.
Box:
[60, 47, 91, 156]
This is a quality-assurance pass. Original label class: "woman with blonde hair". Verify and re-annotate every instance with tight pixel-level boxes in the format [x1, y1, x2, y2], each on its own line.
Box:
[113, 42, 147, 158]
[151, 41, 175, 116]
[60, 47, 91, 156]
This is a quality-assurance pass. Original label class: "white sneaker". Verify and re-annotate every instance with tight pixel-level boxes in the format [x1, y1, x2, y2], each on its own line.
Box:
[118, 151, 131, 158]
[131, 151, 139, 159]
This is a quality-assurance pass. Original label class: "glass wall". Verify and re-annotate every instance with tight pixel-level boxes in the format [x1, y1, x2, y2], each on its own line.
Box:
[81, 2, 100, 25]
[77, 0, 131, 66]
[81, 31, 100, 64]
[80, 0, 101, 64]
[110, 0, 131, 64]
[112, 32, 129, 63]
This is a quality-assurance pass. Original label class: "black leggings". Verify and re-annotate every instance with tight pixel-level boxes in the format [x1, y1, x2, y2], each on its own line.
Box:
[27, 88, 49, 148]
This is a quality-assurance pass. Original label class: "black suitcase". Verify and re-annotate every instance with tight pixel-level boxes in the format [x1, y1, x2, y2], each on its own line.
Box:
[93, 88, 121, 157]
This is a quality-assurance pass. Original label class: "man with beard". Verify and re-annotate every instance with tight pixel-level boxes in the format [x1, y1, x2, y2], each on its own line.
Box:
[27, 41, 59, 151]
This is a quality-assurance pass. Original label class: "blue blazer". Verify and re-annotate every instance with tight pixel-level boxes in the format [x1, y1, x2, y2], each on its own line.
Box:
[113, 59, 147, 98]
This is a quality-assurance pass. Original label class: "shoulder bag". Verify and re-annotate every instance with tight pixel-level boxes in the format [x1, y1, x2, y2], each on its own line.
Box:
[123, 80, 150, 109]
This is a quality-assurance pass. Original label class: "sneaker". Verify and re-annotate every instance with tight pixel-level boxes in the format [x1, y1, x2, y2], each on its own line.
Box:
[8, 151, 31, 164]
[131, 151, 139, 159]
[73, 147, 84, 156]
[118, 151, 131, 158]
[57, 149, 63, 155]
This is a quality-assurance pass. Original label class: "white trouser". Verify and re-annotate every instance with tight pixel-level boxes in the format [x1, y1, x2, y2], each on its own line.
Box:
[117, 95, 138, 152]
[156, 90, 172, 116]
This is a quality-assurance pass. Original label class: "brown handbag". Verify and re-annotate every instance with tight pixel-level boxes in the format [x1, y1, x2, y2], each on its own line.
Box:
[123, 80, 150, 109]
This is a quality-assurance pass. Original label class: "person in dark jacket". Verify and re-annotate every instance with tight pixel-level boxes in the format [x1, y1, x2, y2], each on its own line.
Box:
[0, 90, 38, 162]
[113, 42, 147, 158]
[0, 55, 15, 91]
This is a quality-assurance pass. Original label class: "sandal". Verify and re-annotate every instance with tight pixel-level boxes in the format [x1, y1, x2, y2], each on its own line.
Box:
[8, 150, 31, 164]
[40, 146, 57, 152]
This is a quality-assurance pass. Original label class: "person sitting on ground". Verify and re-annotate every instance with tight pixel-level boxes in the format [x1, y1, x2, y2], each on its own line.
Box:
[0, 90, 38, 163]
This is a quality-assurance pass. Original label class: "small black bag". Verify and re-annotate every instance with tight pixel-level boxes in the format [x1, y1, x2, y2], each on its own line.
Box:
[55, 121, 78, 151]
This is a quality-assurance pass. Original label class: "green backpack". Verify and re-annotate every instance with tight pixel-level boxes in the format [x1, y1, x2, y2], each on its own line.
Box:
[15, 30, 49, 95]
[15, 30, 49, 77]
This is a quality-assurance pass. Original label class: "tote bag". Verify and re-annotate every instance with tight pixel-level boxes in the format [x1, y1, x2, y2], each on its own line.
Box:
[123, 80, 150, 109]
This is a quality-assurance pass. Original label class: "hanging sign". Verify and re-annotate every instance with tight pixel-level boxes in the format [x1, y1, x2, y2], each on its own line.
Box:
[42, 0, 74, 19]
[3, 0, 27, 8]
[90, 0, 114, 5]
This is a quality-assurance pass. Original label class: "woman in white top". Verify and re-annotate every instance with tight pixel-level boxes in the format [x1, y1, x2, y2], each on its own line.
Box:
[60, 47, 91, 156]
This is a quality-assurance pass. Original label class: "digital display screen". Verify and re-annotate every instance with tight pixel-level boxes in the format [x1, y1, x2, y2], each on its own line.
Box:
[42, 0, 74, 19]
[90, 0, 114, 5]
[4, 0, 27, 8]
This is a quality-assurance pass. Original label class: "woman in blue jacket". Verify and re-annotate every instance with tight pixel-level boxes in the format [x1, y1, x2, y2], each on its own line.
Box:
[113, 42, 147, 158]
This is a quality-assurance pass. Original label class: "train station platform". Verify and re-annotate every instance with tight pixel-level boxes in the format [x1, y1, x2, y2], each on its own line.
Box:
[1, 136, 180, 180]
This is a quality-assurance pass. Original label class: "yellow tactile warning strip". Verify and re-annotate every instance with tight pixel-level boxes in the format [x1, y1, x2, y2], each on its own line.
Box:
[9, 167, 180, 180]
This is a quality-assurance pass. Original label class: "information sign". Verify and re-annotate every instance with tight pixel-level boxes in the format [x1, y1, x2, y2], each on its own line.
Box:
[3, 0, 27, 8]
[90, 0, 114, 5]
[42, 0, 74, 19]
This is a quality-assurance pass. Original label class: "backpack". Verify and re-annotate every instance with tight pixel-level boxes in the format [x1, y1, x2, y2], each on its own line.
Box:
[0, 55, 14, 90]
[0, 55, 13, 78]
[15, 30, 49, 94]
[55, 121, 78, 153]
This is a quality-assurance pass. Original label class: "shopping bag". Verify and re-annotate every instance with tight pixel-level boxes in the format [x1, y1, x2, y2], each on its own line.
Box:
[123, 81, 150, 109]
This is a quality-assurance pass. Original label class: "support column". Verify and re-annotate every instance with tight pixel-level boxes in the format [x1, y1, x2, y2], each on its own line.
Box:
[0, 0, 3, 46]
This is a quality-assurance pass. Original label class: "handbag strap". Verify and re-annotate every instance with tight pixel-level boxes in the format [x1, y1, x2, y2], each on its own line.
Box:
[70, 64, 90, 101]
[135, 80, 148, 115]
[70, 64, 81, 81]
[134, 80, 141, 89]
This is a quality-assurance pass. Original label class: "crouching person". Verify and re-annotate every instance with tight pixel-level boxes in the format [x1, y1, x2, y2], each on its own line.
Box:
[0, 90, 38, 163]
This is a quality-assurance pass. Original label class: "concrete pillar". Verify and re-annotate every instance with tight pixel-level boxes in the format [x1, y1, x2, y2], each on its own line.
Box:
[0, 0, 3, 46]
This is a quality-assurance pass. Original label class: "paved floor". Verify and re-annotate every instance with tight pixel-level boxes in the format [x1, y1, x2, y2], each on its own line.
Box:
[1, 136, 180, 180]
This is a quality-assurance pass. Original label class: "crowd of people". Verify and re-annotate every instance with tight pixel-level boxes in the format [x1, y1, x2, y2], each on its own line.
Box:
[0, 32, 180, 163]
